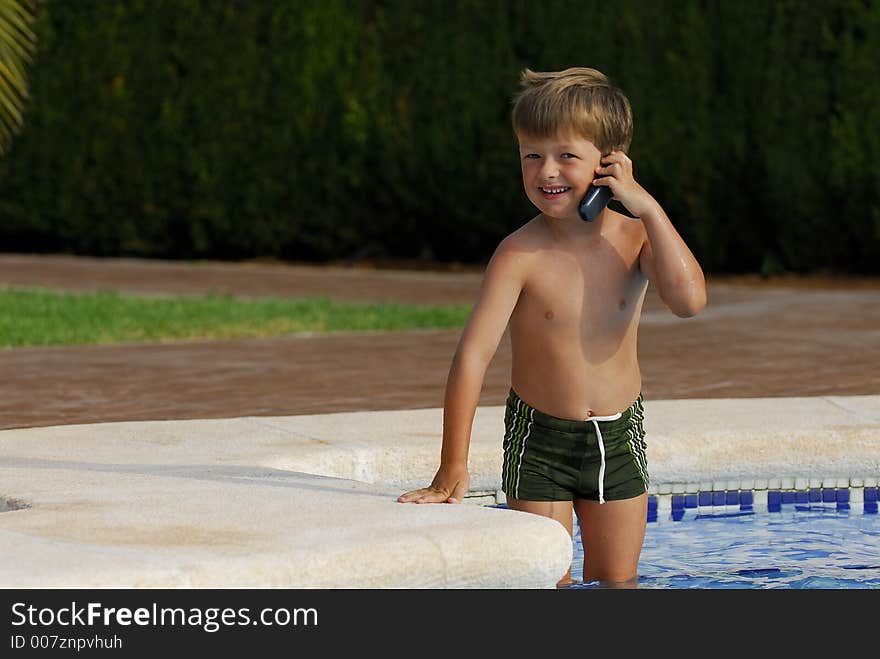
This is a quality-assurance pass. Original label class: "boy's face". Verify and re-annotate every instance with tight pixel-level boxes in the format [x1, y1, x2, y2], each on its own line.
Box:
[517, 132, 603, 222]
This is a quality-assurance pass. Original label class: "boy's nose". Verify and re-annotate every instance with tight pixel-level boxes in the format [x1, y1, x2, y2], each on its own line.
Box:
[539, 161, 559, 178]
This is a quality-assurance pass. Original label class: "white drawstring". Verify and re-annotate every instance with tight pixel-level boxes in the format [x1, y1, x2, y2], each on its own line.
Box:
[588, 412, 622, 504]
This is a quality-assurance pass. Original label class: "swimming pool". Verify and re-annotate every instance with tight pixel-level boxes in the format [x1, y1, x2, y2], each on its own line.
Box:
[569, 488, 880, 589]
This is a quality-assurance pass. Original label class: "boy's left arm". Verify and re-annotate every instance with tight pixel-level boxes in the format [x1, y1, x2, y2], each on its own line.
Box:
[594, 151, 707, 317]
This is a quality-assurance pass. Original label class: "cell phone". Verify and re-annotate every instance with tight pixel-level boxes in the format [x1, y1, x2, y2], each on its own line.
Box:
[578, 183, 613, 222]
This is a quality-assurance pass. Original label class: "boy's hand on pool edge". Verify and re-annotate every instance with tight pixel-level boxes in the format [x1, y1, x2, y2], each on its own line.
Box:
[397, 463, 470, 504]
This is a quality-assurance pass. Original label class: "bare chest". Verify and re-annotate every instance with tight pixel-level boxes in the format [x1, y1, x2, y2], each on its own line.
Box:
[512, 241, 647, 336]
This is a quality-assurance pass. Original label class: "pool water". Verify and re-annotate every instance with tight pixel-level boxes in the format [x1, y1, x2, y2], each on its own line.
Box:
[571, 506, 880, 589]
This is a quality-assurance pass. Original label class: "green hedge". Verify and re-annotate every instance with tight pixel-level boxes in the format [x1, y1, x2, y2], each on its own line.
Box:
[1, 0, 877, 273]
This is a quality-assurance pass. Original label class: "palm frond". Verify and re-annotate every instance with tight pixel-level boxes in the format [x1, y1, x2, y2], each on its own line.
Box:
[0, 0, 36, 156]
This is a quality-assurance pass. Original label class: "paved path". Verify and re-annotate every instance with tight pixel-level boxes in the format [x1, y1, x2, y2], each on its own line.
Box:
[0, 254, 878, 430]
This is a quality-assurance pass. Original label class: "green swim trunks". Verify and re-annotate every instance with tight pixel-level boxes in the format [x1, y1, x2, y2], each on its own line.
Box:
[501, 388, 649, 503]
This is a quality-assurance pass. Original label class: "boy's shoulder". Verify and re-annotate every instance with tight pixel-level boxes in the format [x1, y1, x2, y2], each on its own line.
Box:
[497, 211, 646, 252]
[487, 216, 547, 269]
[497, 214, 544, 248]
[486, 211, 647, 287]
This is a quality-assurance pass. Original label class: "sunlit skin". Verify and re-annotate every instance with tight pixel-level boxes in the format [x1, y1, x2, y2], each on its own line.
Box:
[399, 131, 706, 587]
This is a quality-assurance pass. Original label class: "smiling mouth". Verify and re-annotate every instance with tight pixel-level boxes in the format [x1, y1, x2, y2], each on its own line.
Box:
[539, 186, 571, 196]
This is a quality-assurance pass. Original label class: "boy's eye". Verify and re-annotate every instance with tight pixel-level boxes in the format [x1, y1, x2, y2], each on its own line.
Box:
[561, 153, 577, 159]
[523, 153, 540, 159]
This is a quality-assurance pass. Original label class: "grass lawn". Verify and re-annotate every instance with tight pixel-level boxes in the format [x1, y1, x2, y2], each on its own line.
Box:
[0, 287, 472, 348]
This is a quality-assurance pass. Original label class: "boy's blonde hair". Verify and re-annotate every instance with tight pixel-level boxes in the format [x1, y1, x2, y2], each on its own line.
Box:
[511, 67, 633, 154]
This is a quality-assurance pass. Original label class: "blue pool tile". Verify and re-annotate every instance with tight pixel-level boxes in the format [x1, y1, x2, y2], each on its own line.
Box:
[768, 491, 782, 506]
[685, 494, 698, 509]
[781, 491, 795, 504]
[647, 496, 658, 511]
[864, 488, 878, 503]
[672, 509, 685, 521]
[647, 510, 658, 523]
[736, 568, 781, 578]
[837, 489, 850, 503]
[726, 491, 739, 505]
[740, 491, 753, 506]
[712, 491, 726, 506]
[795, 505, 811, 512]
[699, 492, 712, 507]
[822, 489, 836, 503]
[572, 497, 879, 588]
[809, 488, 822, 502]
[672, 494, 685, 510]
[796, 490, 809, 504]
[740, 504, 753, 513]
[863, 502, 878, 514]
[837, 502, 850, 511]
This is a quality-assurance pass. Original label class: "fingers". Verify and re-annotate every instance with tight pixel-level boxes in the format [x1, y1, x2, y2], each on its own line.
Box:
[596, 151, 632, 176]
[601, 150, 632, 165]
[398, 481, 469, 504]
[397, 488, 428, 503]
[397, 487, 452, 504]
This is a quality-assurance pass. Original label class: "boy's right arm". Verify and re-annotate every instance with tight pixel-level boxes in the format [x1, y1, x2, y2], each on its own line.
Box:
[397, 238, 528, 504]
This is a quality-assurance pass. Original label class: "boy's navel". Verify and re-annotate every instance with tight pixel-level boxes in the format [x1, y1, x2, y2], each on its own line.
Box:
[544, 310, 554, 320]
[619, 299, 626, 310]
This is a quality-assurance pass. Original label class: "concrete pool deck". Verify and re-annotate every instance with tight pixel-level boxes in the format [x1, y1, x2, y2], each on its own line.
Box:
[1, 394, 878, 589]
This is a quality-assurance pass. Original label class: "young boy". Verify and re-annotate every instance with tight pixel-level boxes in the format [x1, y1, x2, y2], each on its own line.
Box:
[398, 67, 706, 588]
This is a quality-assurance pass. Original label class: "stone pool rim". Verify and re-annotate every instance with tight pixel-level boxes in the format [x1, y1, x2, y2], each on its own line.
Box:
[0, 394, 877, 588]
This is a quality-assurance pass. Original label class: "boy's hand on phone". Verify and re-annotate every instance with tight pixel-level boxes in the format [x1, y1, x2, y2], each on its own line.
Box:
[592, 151, 657, 218]
[397, 463, 470, 504]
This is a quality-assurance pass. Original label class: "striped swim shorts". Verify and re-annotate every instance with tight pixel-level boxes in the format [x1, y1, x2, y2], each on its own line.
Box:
[501, 388, 649, 503]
